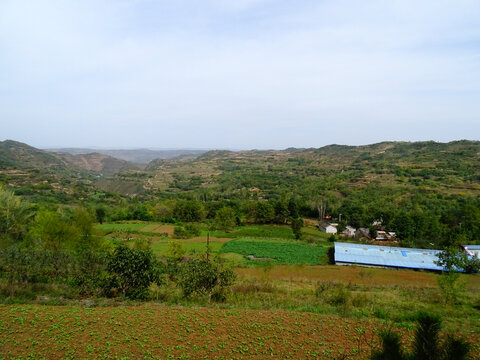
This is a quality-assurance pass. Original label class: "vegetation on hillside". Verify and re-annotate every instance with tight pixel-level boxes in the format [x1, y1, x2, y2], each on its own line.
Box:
[1, 140, 479, 358]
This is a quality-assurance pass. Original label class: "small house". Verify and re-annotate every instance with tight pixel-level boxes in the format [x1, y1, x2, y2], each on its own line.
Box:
[355, 227, 371, 240]
[342, 226, 356, 237]
[318, 221, 337, 234]
[376, 231, 388, 241]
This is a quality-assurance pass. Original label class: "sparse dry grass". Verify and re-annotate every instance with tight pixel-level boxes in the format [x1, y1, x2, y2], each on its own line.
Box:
[236, 265, 480, 290]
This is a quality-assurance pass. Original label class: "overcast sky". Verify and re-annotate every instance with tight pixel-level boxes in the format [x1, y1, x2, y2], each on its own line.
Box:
[0, 0, 479, 149]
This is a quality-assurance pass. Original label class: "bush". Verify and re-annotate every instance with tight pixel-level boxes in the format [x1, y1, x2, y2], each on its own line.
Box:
[178, 259, 236, 301]
[413, 312, 442, 359]
[173, 224, 201, 239]
[104, 244, 162, 299]
[371, 330, 405, 360]
[327, 246, 335, 265]
[370, 312, 471, 360]
[215, 207, 236, 231]
[442, 335, 471, 360]
[437, 272, 464, 304]
[315, 281, 350, 306]
[291, 217, 303, 239]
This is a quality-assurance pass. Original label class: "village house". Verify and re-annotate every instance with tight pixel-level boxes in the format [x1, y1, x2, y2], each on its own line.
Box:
[318, 220, 337, 234]
[342, 225, 356, 237]
[376, 230, 388, 241]
[355, 227, 371, 240]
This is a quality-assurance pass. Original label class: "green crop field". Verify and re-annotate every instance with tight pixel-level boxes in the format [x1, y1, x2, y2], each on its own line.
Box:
[220, 239, 329, 265]
[211, 225, 295, 239]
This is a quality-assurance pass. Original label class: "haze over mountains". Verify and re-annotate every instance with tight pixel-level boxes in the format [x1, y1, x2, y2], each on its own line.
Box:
[48, 148, 209, 164]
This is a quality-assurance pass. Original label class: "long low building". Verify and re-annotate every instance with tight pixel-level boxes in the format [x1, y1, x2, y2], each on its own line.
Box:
[334, 242, 446, 271]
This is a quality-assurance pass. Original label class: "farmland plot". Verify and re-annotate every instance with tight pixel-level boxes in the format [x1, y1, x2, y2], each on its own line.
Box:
[220, 239, 329, 265]
[1, 304, 400, 359]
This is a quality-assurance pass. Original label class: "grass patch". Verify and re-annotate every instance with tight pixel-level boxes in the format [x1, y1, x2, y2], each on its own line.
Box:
[210, 225, 295, 239]
[96, 222, 148, 234]
[220, 238, 328, 265]
[140, 224, 163, 232]
[150, 238, 225, 256]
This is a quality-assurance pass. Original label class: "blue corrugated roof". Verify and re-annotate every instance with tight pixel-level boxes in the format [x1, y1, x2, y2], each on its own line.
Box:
[334, 242, 446, 271]
[463, 245, 480, 250]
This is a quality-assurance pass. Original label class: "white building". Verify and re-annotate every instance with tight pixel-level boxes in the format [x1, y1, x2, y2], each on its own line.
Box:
[319, 221, 337, 234]
[342, 226, 356, 237]
[462, 245, 480, 259]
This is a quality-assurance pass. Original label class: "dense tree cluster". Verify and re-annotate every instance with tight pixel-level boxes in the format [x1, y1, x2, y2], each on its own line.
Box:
[0, 189, 235, 301]
[88, 190, 480, 249]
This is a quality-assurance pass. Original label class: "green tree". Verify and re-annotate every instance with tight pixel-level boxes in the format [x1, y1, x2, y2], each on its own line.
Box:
[105, 244, 162, 299]
[291, 217, 303, 239]
[95, 206, 106, 224]
[336, 220, 347, 234]
[435, 247, 478, 304]
[31, 210, 75, 253]
[214, 207, 236, 231]
[0, 188, 32, 246]
[246, 201, 275, 224]
[173, 199, 204, 222]
[435, 247, 480, 274]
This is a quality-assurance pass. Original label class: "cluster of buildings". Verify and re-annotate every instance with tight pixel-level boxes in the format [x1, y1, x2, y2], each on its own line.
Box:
[318, 220, 397, 241]
[320, 218, 480, 272]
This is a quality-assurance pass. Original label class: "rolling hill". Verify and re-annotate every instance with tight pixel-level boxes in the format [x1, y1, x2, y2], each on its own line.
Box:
[49, 148, 208, 163]
[2, 139, 479, 203]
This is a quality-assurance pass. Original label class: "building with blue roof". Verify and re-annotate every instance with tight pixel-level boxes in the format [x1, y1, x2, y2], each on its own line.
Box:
[334, 242, 446, 271]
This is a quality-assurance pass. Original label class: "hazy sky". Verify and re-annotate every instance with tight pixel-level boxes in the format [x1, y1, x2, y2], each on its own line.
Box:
[1, 0, 479, 149]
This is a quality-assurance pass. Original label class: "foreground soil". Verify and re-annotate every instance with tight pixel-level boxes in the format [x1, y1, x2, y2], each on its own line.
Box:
[1, 304, 400, 359]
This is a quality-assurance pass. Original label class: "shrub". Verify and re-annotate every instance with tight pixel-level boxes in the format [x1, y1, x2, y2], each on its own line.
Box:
[291, 217, 303, 239]
[412, 312, 441, 359]
[327, 246, 335, 265]
[315, 281, 350, 306]
[173, 224, 201, 239]
[178, 259, 236, 301]
[104, 244, 162, 299]
[370, 312, 471, 360]
[442, 335, 471, 360]
[370, 330, 405, 360]
[215, 207, 236, 231]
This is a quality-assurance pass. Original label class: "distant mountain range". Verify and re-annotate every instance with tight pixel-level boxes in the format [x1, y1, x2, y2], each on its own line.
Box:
[0, 140, 142, 176]
[2, 139, 479, 199]
[47, 148, 208, 164]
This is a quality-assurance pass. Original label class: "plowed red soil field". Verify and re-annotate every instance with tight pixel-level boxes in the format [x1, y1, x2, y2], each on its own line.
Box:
[1, 304, 403, 359]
